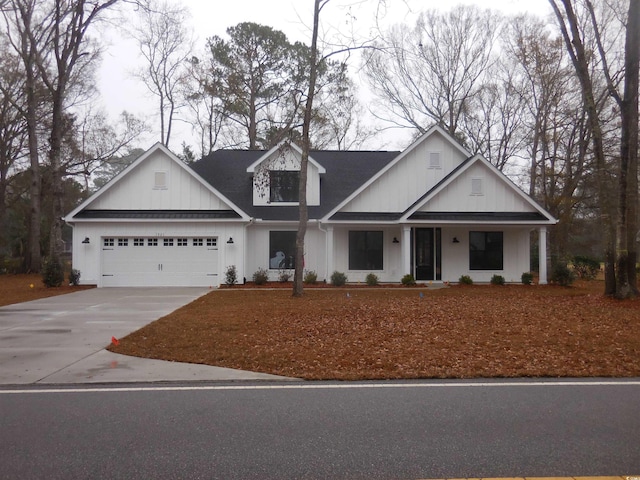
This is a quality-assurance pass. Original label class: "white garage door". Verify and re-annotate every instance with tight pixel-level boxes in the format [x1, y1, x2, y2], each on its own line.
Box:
[101, 236, 219, 287]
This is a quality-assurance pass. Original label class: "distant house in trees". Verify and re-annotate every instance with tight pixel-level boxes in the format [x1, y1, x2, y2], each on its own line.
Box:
[65, 125, 557, 286]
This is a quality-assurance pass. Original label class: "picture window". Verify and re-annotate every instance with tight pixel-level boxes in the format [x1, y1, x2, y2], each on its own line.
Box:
[269, 171, 299, 202]
[269, 231, 296, 269]
[349, 231, 383, 270]
[469, 231, 503, 270]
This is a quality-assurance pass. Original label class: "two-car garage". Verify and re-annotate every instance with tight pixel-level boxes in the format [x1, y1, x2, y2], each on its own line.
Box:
[100, 236, 220, 287]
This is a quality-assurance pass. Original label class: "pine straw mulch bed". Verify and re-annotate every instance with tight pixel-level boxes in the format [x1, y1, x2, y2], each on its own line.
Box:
[109, 280, 640, 380]
[0, 273, 94, 307]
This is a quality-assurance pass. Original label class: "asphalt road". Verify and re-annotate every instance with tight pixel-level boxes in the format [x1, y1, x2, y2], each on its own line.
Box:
[1, 379, 639, 479]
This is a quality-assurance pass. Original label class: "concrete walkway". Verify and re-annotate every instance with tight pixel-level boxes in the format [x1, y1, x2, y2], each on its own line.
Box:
[0, 288, 293, 385]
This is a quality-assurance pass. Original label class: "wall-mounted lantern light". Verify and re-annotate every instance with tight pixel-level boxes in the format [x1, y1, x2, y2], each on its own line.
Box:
[392, 237, 400, 244]
[452, 237, 460, 244]
[227, 237, 234, 244]
[82, 237, 90, 244]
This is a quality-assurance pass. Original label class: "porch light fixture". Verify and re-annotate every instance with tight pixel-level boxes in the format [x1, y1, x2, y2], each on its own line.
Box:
[452, 237, 460, 244]
[82, 237, 90, 244]
[227, 237, 234, 244]
[392, 237, 399, 244]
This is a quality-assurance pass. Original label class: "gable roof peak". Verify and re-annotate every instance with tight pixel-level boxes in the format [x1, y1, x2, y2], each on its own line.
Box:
[245, 140, 326, 174]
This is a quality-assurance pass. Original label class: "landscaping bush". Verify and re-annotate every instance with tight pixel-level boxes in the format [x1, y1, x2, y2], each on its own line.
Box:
[572, 255, 600, 280]
[303, 270, 318, 284]
[224, 265, 238, 286]
[42, 257, 64, 287]
[278, 269, 291, 283]
[458, 275, 473, 285]
[550, 262, 575, 286]
[401, 274, 416, 286]
[490, 274, 505, 285]
[330, 271, 347, 286]
[365, 273, 379, 286]
[521, 272, 534, 285]
[69, 269, 81, 286]
[252, 267, 269, 285]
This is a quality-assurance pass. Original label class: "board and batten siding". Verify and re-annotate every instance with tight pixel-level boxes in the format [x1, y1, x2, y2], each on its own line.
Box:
[87, 150, 232, 211]
[421, 162, 535, 213]
[340, 131, 468, 213]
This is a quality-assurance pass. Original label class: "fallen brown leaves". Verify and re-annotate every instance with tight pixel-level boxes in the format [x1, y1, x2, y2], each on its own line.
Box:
[0, 274, 93, 307]
[110, 281, 640, 380]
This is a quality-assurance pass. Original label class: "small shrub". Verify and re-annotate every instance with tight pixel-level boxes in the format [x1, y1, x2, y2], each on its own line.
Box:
[365, 273, 379, 286]
[278, 269, 291, 283]
[490, 274, 505, 286]
[458, 275, 473, 285]
[224, 265, 238, 286]
[330, 271, 347, 286]
[521, 272, 534, 285]
[42, 257, 64, 287]
[550, 262, 575, 286]
[252, 267, 269, 285]
[572, 255, 600, 280]
[303, 270, 318, 284]
[69, 269, 81, 286]
[401, 274, 416, 286]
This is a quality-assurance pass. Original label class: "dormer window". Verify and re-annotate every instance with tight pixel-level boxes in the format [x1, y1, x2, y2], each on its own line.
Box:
[270, 171, 299, 202]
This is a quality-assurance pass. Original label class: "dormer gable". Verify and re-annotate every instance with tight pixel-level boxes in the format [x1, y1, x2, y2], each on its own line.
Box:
[246, 141, 325, 207]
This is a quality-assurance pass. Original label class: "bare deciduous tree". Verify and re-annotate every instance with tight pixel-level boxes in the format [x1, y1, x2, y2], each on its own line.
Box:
[549, 0, 638, 298]
[130, 0, 192, 148]
[363, 5, 502, 143]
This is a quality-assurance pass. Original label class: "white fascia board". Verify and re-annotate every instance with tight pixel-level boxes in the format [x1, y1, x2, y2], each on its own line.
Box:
[65, 142, 250, 222]
[322, 124, 469, 222]
[245, 141, 326, 173]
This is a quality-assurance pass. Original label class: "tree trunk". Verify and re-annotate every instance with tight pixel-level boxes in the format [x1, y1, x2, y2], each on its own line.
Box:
[48, 96, 65, 260]
[617, 0, 639, 297]
[293, 0, 322, 297]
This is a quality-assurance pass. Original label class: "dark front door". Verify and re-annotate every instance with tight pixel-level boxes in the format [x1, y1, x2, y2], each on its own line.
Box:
[412, 228, 441, 281]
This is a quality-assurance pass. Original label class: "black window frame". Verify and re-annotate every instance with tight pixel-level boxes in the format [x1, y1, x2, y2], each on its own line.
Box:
[348, 231, 383, 270]
[269, 171, 300, 203]
[469, 231, 503, 270]
[269, 231, 296, 269]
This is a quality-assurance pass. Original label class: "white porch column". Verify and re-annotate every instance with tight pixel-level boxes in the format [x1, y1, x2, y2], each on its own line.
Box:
[538, 226, 548, 285]
[402, 226, 411, 277]
[326, 226, 334, 283]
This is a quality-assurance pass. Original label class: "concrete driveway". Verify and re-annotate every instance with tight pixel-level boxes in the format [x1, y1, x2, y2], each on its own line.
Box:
[0, 288, 291, 385]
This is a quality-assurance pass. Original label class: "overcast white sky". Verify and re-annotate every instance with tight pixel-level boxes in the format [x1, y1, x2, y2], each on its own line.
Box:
[97, 0, 553, 152]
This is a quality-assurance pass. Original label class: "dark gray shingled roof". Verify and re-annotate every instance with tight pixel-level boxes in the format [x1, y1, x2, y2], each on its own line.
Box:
[191, 149, 400, 221]
[74, 209, 242, 219]
[407, 212, 548, 222]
